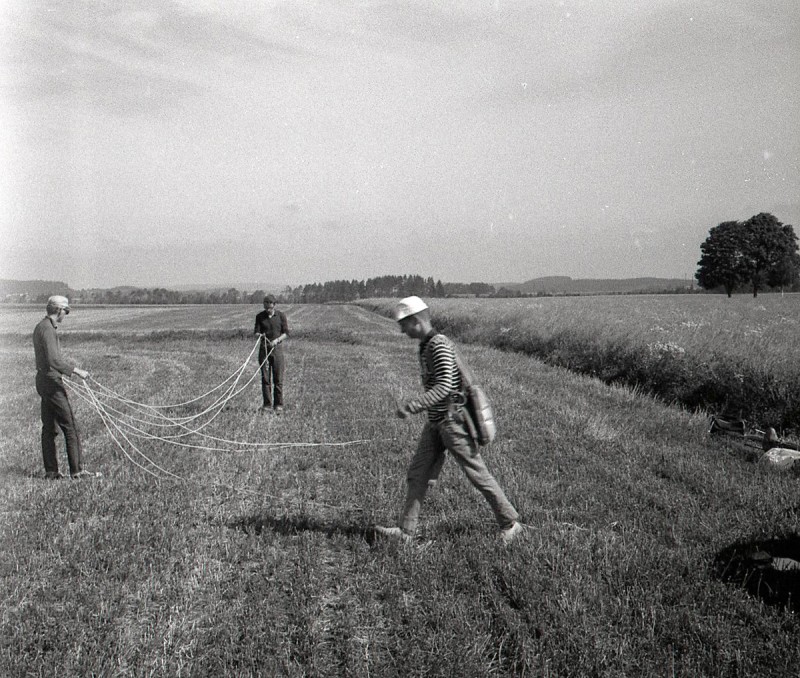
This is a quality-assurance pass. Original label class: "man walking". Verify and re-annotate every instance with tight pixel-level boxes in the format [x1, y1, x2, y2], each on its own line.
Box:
[375, 296, 522, 545]
[253, 294, 290, 413]
[33, 295, 101, 480]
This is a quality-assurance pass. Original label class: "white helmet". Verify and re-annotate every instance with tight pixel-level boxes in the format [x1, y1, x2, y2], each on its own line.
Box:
[394, 296, 428, 321]
[47, 295, 71, 313]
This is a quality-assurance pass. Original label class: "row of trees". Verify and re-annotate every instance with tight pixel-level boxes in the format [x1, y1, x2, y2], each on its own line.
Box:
[18, 275, 507, 306]
[9, 213, 796, 305]
[283, 275, 446, 303]
[696, 213, 799, 297]
[74, 287, 265, 305]
[282, 276, 500, 303]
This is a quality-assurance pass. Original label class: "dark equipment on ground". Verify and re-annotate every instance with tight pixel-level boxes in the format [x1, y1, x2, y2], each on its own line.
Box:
[708, 416, 799, 452]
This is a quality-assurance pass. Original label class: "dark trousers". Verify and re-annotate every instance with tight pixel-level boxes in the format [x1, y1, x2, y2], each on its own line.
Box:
[258, 347, 285, 407]
[36, 376, 83, 475]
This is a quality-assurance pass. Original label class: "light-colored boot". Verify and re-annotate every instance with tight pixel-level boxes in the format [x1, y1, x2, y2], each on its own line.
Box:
[500, 521, 524, 546]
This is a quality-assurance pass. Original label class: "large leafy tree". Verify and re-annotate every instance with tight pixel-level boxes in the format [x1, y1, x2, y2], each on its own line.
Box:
[695, 220, 746, 297]
[738, 212, 799, 296]
[696, 213, 799, 297]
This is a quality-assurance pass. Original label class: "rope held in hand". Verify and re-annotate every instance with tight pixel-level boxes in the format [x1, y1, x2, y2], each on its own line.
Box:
[64, 337, 371, 481]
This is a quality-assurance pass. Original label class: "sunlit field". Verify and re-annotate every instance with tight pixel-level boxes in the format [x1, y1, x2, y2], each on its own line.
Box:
[360, 294, 800, 433]
[1, 302, 799, 676]
[407, 294, 800, 366]
[0, 303, 310, 334]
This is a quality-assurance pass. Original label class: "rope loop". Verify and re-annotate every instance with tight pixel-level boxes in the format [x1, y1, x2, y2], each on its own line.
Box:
[65, 336, 370, 482]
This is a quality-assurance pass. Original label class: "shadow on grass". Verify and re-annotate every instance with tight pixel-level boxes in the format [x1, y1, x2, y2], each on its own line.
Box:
[712, 534, 800, 612]
[228, 514, 378, 544]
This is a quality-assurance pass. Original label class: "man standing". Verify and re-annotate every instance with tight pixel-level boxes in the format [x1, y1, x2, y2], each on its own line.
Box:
[33, 295, 101, 480]
[253, 294, 290, 413]
[375, 296, 523, 545]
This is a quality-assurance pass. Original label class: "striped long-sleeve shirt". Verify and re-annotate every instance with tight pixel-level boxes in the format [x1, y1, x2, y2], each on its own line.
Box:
[408, 332, 462, 422]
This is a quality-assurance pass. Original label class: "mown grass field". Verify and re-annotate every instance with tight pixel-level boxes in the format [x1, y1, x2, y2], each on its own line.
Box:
[1, 301, 799, 677]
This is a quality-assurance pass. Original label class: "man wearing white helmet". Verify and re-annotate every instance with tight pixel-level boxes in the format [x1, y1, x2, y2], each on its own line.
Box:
[32, 296, 101, 480]
[375, 296, 522, 545]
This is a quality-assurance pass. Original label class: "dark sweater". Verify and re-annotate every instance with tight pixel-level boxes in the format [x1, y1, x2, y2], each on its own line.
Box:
[33, 316, 75, 383]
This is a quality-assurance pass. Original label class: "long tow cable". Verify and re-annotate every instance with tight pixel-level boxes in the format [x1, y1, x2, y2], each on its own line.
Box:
[64, 336, 371, 480]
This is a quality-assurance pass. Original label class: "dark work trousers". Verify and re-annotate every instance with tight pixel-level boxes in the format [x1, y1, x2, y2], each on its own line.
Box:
[258, 346, 285, 408]
[36, 375, 83, 475]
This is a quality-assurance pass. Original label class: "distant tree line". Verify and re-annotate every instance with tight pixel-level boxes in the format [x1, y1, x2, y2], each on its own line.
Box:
[282, 276, 502, 303]
[17, 222, 797, 309]
[53, 287, 261, 305]
[3, 287, 263, 306]
[284, 275, 445, 303]
[3, 274, 517, 306]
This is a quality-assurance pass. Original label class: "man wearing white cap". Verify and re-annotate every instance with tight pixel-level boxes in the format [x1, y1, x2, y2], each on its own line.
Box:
[375, 296, 522, 545]
[32, 296, 101, 480]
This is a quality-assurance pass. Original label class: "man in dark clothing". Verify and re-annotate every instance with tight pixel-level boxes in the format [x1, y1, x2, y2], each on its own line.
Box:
[253, 294, 290, 413]
[33, 295, 101, 480]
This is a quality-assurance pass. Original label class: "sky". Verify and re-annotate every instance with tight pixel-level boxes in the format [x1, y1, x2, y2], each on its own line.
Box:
[1, 0, 798, 289]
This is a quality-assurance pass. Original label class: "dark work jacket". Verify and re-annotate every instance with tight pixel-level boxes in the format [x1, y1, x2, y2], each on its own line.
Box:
[254, 310, 289, 350]
[33, 316, 75, 384]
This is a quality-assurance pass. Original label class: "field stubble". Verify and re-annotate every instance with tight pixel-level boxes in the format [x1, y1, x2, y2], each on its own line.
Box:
[1, 302, 799, 677]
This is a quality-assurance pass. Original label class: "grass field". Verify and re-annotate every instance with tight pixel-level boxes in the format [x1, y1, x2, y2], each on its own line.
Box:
[1, 302, 799, 676]
[358, 294, 800, 434]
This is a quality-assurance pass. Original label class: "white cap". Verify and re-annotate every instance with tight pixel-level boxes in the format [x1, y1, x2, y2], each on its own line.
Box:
[47, 295, 71, 312]
[394, 296, 428, 321]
